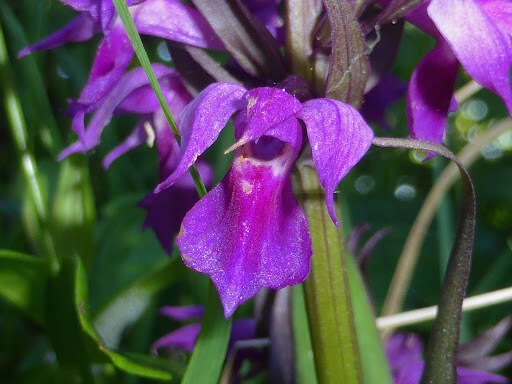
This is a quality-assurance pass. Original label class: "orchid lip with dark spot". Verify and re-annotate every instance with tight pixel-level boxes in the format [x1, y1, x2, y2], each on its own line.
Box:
[157, 82, 374, 317]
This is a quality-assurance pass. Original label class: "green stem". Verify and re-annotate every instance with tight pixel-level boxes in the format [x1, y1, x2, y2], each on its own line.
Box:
[0, 21, 60, 274]
[294, 163, 362, 384]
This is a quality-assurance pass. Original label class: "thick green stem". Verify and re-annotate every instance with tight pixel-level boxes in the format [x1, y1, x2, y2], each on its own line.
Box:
[294, 163, 362, 384]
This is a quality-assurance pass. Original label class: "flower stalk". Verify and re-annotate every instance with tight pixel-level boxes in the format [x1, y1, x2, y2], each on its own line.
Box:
[294, 161, 362, 384]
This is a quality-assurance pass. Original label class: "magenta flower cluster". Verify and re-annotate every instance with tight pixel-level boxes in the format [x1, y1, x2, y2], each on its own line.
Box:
[20, 0, 512, 320]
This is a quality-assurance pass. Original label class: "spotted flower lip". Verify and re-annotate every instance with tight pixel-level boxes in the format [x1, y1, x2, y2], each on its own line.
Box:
[158, 82, 374, 317]
[404, 0, 512, 145]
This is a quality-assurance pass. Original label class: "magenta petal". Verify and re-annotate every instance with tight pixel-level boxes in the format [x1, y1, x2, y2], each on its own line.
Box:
[406, 43, 459, 144]
[155, 82, 246, 193]
[60, 0, 94, 9]
[232, 87, 302, 149]
[132, 0, 225, 50]
[480, 0, 512, 36]
[151, 323, 201, 353]
[386, 333, 423, 371]
[60, 65, 172, 160]
[428, 0, 512, 115]
[71, 24, 134, 112]
[177, 148, 311, 318]
[361, 74, 407, 131]
[457, 367, 508, 384]
[298, 99, 374, 226]
[103, 118, 149, 169]
[159, 305, 205, 321]
[17, 14, 98, 58]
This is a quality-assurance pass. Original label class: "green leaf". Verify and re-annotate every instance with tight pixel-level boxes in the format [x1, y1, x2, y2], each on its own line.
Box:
[372, 137, 476, 384]
[51, 155, 95, 267]
[0, 250, 49, 325]
[74, 257, 181, 381]
[0, 2, 62, 155]
[323, 0, 369, 107]
[181, 283, 232, 384]
[92, 258, 187, 348]
[0, 19, 59, 273]
[345, 253, 393, 384]
[292, 285, 318, 384]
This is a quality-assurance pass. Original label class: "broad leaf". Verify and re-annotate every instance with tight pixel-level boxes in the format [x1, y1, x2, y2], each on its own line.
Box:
[181, 283, 232, 384]
[52, 155, 95, 267]
[372, 137, 476, 384]
[93, 258, 187, 348]
[0, 250, 48, 325]
[74, 257, 181, 381]
[292, 285, 318, 384]
[323, 0, 370, 107]
[345, 252, 393, 384]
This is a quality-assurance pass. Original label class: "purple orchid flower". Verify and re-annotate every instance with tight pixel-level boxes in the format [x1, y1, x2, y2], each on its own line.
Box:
[153, 82, 374, 317]
[404, 0, 512, 144]
[386, 332, 510, 384]
[18, 0, 224, 138]
[57, 63, 213, 254]
[152, 305, 256, 354]
[361, 74, 407, 131]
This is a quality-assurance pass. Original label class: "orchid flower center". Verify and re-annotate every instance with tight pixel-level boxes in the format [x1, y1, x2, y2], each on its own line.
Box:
[247, 136, 286, 161]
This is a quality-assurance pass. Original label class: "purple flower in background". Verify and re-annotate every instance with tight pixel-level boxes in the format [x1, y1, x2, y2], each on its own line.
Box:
[386, 325, 512, 384]
[18, 0, 224, 140]
[361, 74, 407, 131]
[155, 82, 374, 317]
[151, 305, 256, 353]
[57, 63, 213, 254]
[405, 0, 512, 144]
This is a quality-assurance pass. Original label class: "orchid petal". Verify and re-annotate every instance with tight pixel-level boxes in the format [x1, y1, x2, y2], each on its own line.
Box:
[227, 87, 302, 152]
[60, 0, 94, 9]
[103, 118, 149, 169]
[428, 0, 512, 115]
[386, 333, 423, 371]
[406, 42, 459, 144]
[58, 65, 172, 159]
[131, 0, 225, 50]
[151, 323, 201, 353]
[155, 82, 246, 193]
[159, 305, 205, 321]
[361, 74, 407, 131]
[17, 14, 98, 58]
[298, 99, 374, 225]
[177, 145, 311, 318]
[69, 24, 134, 114]
[457, 367, 507, 384]
[479, 0, 512, 36]
[116, 75, 192, 115]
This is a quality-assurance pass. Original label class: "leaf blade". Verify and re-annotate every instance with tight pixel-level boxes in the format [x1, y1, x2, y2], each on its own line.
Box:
[0, 250, 49, 325]
[323, 0, 370, 107]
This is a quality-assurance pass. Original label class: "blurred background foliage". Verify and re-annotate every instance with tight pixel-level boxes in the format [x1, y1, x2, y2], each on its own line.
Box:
[1, 1, 511, 382]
